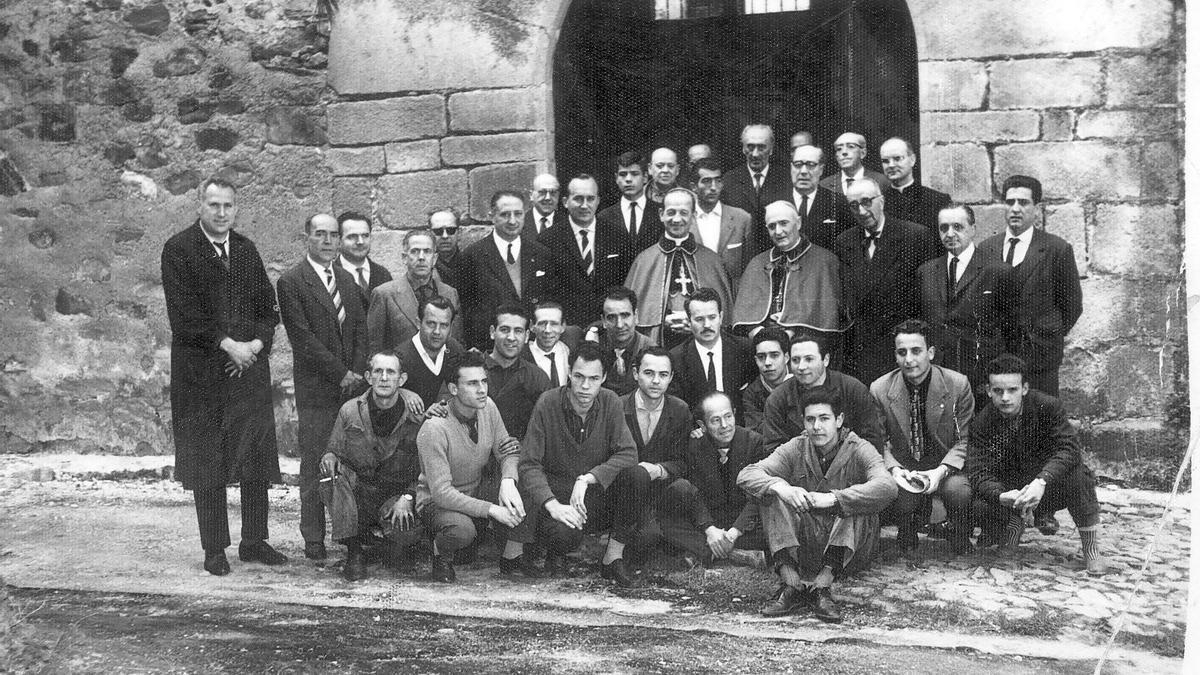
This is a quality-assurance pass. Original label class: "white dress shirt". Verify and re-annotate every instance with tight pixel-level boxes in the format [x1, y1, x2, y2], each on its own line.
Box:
[792, 188, 817, 216]
[339, 256, 369, 287]
[620, 194, 648, 235]
[949, 242, 975, 284]
[842, 166, 866, 191]
[1002, 226, 1035, 267]
[493, 230, 521, 261]
[695, 202, 722, 252]
[694, 337, 724, 391]
[532, 341, 570, 383]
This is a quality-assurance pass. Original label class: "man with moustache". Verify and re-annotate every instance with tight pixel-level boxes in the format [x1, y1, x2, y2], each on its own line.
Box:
[647, 147, 681, 204]
[668, 288, 756, 418]
[624, 188, 733, 348]
[523, 173, 566, 239]
[337, 211, 393, 312]
[879, 137, 951, 234]
[740, 327, 793, 434]
[786, 145, 856, 251]
[722, 124, 792, 254]
[820, 132, 888, 195]
[590, 286, 656, 397]
[368, 229, 462, 355]
[597, 151, 663, 258]
[277, 212, 369, 560]
[689, 158, 754, 292]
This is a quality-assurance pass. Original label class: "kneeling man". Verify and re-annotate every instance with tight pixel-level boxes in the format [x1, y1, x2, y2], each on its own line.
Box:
[738, 388, 896, 622]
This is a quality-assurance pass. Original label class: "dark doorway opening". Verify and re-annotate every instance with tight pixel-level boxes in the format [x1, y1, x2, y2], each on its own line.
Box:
[553, 0, 919, 200]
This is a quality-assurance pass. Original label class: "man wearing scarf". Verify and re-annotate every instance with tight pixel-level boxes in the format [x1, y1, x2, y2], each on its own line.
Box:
[623, 188, 733, 348]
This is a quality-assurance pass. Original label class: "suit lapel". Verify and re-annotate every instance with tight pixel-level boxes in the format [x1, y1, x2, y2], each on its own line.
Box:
[926, 368, 950, 442]
[954, 252, 983, 299]
[302, 260, 339, 318]
[396, 282, 420, 333]
[1019, 230, 1049, 272]
[482, 239, 518, 297]
[886, 374, 911, 442]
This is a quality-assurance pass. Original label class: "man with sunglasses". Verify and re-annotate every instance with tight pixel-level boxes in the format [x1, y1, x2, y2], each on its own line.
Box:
[430, 209, 462, 290]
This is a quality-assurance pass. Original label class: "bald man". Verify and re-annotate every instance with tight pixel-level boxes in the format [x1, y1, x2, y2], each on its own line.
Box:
[647, 147, 681, 205]
[524, 173, 566, 240]
[879, 137, 950, 233]
[820, 132, 888, 196]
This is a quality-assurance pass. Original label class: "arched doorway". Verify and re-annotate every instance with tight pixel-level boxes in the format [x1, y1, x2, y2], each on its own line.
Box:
[553, 0, 919, 198]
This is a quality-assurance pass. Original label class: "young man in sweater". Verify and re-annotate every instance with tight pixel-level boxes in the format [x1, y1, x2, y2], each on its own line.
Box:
[514, 342, 645, 587]
[415, 351, 529, 582]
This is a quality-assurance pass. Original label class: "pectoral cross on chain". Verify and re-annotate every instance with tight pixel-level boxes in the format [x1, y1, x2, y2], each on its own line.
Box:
[674, 268, 694, 296]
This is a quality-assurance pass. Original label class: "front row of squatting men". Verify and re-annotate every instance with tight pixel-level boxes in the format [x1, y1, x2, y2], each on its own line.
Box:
[161, 119, 1092, 622]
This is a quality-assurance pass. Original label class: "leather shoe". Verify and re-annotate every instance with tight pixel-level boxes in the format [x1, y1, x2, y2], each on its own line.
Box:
[761, 585, 802, 617]
[204, 550, 230, 576]
[543, 554, 569, 577]
[304, 542, 327, 560]
[343, 548, 368, 581]
[1086, 554, 1110, 577]
[453, 541, 479, 566]
[1035, 512, 1060, 536]
[431, 554, 456, 583]
[238, 540, 288, 565]
[499, 554, 543, 579]
[599, 558, 638, 588]
[812, 587, 843, 623]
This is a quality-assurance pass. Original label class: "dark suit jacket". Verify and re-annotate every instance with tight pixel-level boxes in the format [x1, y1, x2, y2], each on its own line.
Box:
[681, 427, 767, 531]
[884, 183, 952, 234]
[524, 207, 568, 241]
[794, 187, 857, 251]
[596, 198, 663, 261]
[520, 326, 583, 386]
[834, 216, 941, 384]
[340, 257, 393, 313]
[620, 392, 691, 476]
[366, 277, 462, 355]
[457, 234, 555, 350]
[977, 230, 1083, 372]
[722, 163, 793, 255]
[917, 250, 1007, 385]
[277, 259, 368, 409]
[820, 168, 889, 195]
[538, 217, 634, 327]
[667, 333, 756, 419]
[967, 389, 1082, 502]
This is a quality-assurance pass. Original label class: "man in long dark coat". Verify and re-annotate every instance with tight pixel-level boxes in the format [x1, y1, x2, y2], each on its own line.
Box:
[161, 177, 287, 576]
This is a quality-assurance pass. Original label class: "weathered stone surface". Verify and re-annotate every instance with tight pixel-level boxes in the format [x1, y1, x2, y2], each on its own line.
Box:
[110, 46, 138, 78]
[326, 96, 445, 146]
[467, 163, 539, 220]
[162, 169, 201, 195]
[63, 68, 96, 102]
[122, 101, 154, 122]
[55, 288, 93, 316]
[51, 34, 89, 63]
[1107, 54, 1178, 107]
[377, 170, 467, 230]
[1043, 202, 1087, 275]
[1063, 341, 1174, 418]
[332, 177, 374, 217]
[385, 140, 441, 173]
[1076, 110, 1177, 140]
[38, 104, 75, 142]
[27, 228, 55, 249]
[74, 258, 111, 283]
[993, 141, 1141, 201]
[970, 204, 1009, 240]
[918, 60, 987, 111]
[922, 143, 991, 202]
[1040, 110, 1075, 142]
[263, 107, 327, 146]
[910, 0, 1174, 60]
[177, 97, 216, 124]
[208, 66, 233, 89]
[441, 132, 546, 166]
[125, 2, 171, 36]
[1069, 277, 1175, 348]
[326, 146, 385, 176]
[135, 136, 169, 169]
[1082, 419, 1186, 462]
[21, 39, 38, 56]
[449, 87, 547, 132]
[920, 111, 1039, 143]
[102, 78, 142, 106]
[120, 170, 158, 199]
[990, 58, 1103, 109]
[1091, 204, 1179, 277]
[1139, 141, 1180, 200]
[194, 127, 239, 152]
[103, 142, 135, 167]
[152, 46, 205, 77]
[0, 158, 28, 195]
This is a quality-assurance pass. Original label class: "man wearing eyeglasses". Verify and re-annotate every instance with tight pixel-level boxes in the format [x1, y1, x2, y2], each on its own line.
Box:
[523, 173, 565, 240]
[787, 144, 857, 251]
[819, 132, 888, 196]
[430, 209, 462, 289]
[834, 179, 940, 386]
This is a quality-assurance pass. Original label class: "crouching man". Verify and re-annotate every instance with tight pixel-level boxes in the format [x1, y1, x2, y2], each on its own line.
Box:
[738, 388, 896, 622]
[415, 351, 529, 583]
[321, 350, 424, 581]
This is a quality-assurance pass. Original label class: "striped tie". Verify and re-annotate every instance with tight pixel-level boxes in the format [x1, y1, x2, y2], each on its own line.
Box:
[324, 267, 345, 328]
[579, 228, 593, 276]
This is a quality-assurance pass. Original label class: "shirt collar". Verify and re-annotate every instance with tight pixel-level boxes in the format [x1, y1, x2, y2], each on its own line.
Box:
[620, 194, 647, 211]
[493, 230, 520, 258]
[748, 164, 769, 179]
[338, 255, 366, 277]
[697, 201, 722, 218]
[307, 255, 333, 278]
[843, 166, 865, 182]
[569, 217, 594, 234]
[694, 336, 723, 360]
[1004, 225, 1035, 245]
[951, 242, 976, 267]
[634, 390, 664, 412]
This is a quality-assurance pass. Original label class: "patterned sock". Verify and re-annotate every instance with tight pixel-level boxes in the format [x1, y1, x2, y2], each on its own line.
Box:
[1079, 526, 1101, 560]
[1002, 512, 1025, 549]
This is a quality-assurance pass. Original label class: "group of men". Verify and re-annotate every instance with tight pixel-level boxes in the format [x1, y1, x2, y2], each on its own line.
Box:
[161, 120, 1103, 624]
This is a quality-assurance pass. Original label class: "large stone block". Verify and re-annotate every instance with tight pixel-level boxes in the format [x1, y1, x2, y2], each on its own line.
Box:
[377, 169, 467, 230]
[970, 203, 1009, 240]
[385, 140, 441, 173]
[1091, 204, 1180, 277]
[1043, 202, 1087, 276]
[990, 58, 1103, 109]
[449, 87, 547, 132]
[922, 143, 992, 202]
[1076, 109, 1178, 140]
[1062, 342, 1175, 419]
[332, 177, 374, 217]
[920, 111, 1039, 143]
[1139, 141, 1180, 200]
[327, 96, 446, 146]
[1040, 110, 1075, 142]
[993, 141, 1141, 201]
[467, 163, 539, 220]
[918, 61, 987, 111]
[910, 0, 1174, 60]
[1107, 54, 1178, 107]
[1080, 418, 1186, 463]
[326, 146, 385, 176]
[1069, 277, 1175, 348]
[441, 132, 547, 166]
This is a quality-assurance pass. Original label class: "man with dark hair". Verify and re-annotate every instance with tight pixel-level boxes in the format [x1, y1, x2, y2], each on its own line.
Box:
[416, 351, 532, 582]
[787, 145, 857, 250]
[161, 177, 286, 575]
[395, 295, 465, 408]
[523, 300, 582, 388]
[967, 354, 1108, 575]
[879, 137, 951, 233]
[667, 287, 756, 417]
[741, 327, 792, 433]
[722, 124, 793, 254]
[368, 229, 462, 355]
[739, 388, 896, 622]
[597, 150, 663, 258]
[484, 304, 552, 439]
[761, 332, 883, 452]
[977, 175, 1082, 396]
[869, 319, 974, 557]
[591, 286, 656, 396]
[661, 391, 768, 567]
[524, 173, 566, 239]
[337, 211, 393, 311]
[917, 203, 1007, 407]
[820, 132, 888, 195]
[513, 342, 644, 587]
[429, 208, 462, 289]
[320, 350, 424, 581]
[458, 189, 554, 350]
[624, 188, 733, 348]
[647, 147, 680, 204]
[277, 212, 369, 560]
[689, 158, 753, 293]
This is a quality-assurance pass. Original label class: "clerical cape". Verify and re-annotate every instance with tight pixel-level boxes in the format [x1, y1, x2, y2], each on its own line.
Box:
[624, 236, 733, 337]
[731, 242, 844, 333]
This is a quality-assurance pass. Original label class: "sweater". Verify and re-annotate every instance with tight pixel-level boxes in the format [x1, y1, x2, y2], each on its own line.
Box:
[415, 398, 518, 518]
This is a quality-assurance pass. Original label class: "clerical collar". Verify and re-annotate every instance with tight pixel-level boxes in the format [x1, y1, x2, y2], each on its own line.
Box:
[770, 239, 809, 263]
[658, 234, 697, 253]
[893, 176, 915, 191]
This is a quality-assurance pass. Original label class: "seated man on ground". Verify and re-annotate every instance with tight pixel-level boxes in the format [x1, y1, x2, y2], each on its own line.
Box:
[738, 388, 896, 623]
[869, 319, 974, 558]
[661, 391, 768, 567]
[966, 354, 1108, 576]
[415, 352, 530, 582]
[320, 350, 425, 581]
[513, 342, 645, 587]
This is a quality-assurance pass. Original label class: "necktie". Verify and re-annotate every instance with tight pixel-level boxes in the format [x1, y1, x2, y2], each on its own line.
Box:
[506, 242, 516, 265]
[845, 176, 854, 192]
[615, 349, 626, 376]
[579, 229, 593, 276]
[1005, 237, 1020, 266]
[909, 386, 924, 462]
[947, 255, 959, 299]
[355, 266, 367, 290]
[628, 202, 639, 237]
[706, 351, 717, 389]
[540, 216, 548, 233]
[213, 241, 229, 270]
[545, 351, 559, 387]
[753, 172, 763, 192]
[864, 231, 879, 261]
[799, 192, 809, 233]
[325, 267, 346, 327]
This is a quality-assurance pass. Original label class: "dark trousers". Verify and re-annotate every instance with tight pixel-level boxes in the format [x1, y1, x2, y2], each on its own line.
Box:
[883, 472, 973, 531]
[974, 463, 1101, 538]
[658, 478, 767, 560]
[1028, 368, 1060, 397]
[420, 505, 490, 555]
[298, 404, 340, 544]
[194, 481, 269, 553]
[510, 468, 650, 555]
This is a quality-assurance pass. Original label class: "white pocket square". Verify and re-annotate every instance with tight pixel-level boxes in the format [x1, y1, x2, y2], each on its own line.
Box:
[726, 242, 742, 249]
[605, 253, 620, 259]
[823, 218, 836, 223]
[535, 270, 546, 277]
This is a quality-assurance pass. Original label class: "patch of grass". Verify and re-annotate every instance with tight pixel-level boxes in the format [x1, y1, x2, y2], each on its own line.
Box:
[1116, 627, 1185, 658]
[995, 607, 1068, 638]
